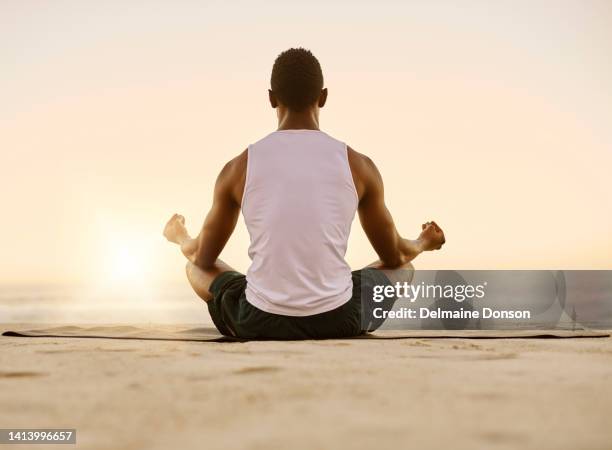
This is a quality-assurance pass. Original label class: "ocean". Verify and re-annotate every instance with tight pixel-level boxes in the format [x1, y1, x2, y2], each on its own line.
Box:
[0, 282, 214, 325]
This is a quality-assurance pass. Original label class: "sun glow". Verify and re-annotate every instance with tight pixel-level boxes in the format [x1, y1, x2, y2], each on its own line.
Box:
[90, 213, 160, 292]
[104, 243, 152, 284]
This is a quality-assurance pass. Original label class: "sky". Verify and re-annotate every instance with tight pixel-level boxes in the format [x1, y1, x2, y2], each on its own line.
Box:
[1, 0, 611, 286]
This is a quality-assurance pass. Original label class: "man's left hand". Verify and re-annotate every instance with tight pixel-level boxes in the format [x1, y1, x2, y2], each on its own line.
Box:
[163, 213, 189, 245]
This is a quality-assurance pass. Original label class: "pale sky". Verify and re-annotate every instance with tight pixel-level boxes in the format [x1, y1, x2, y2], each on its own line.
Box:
[1, 0, 611, 285]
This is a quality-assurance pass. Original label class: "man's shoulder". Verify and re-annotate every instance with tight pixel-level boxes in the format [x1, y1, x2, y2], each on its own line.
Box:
[217, 149, 248, 202]
[346, 146, 380, 200]
[347, 145, 377, 176]
[222, 149, 248, 176]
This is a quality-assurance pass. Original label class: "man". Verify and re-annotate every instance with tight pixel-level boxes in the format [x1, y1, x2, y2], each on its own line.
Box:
[163, 48, 445, 339]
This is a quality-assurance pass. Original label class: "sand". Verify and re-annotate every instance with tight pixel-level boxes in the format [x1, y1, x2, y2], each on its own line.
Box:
[1, 325, 611, 450]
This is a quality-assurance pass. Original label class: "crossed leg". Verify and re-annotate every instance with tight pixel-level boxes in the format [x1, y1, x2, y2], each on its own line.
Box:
[185, 259, 236, 302]
[186, 257, 414, 304]
[360, 260, 415, 332]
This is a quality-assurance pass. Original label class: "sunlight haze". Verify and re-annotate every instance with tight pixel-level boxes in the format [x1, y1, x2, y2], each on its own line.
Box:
[1, 0, 611, 287]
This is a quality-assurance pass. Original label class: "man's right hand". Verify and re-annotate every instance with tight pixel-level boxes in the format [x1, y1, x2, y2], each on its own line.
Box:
[418, 221, 445, 251]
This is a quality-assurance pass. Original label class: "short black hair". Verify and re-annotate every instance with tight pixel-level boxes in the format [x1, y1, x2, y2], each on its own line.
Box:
[270, 48, 324, 111]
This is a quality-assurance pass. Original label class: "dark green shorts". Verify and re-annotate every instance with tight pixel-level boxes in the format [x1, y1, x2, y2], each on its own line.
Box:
[207, 269, 391, 340]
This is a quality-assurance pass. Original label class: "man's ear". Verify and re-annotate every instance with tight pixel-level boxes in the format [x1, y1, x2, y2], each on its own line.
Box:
[268, 89, 278, 108]
[318, 88, 328, 108]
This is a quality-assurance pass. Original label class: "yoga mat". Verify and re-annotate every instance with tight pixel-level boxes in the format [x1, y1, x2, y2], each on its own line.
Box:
[2, 325, 609, 342]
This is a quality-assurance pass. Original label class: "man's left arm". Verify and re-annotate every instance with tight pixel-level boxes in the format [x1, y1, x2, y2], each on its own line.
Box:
[163, 151, 246, 268]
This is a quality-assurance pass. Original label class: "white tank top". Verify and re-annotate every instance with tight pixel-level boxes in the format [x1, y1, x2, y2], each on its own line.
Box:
[241, 130, 358, 316]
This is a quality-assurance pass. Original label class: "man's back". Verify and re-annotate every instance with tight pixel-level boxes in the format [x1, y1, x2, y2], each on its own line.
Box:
[242, 130, 358, 316]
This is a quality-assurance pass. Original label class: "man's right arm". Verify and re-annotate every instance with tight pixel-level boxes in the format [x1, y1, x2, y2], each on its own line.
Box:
[347, 146, 444, 268]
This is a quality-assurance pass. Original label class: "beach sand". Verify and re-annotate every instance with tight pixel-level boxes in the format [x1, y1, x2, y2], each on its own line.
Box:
[1, 325, 611, 450]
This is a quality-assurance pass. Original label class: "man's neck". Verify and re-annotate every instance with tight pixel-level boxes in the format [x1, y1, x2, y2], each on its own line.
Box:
[277, 107, 320, 131]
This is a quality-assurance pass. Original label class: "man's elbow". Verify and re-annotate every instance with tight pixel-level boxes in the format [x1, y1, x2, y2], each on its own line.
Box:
[380, 252, 405, 269]
[193, 252, 216, 271]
